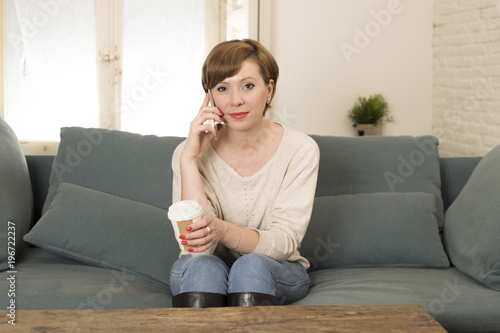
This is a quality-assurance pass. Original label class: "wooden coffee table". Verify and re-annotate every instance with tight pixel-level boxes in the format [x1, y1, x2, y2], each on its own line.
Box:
[1, 304, 446, 332]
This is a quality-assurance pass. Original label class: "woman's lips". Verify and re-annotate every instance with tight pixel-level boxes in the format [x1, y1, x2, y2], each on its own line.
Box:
[229, 112, 248, 119]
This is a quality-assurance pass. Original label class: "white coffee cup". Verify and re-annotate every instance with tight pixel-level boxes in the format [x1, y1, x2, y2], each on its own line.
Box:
[167, 200, 216, 255]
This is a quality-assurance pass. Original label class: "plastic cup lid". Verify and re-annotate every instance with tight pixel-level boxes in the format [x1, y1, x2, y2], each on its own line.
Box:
[167, 200, 203, 221]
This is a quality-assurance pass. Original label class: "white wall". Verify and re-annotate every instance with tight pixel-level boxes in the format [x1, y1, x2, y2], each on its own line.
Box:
[267, 0, 434, 137]
[433, 0, 500, 157]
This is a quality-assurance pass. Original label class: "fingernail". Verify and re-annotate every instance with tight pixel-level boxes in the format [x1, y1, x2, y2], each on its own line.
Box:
[186, 226, 192, 231]
[181, 241, 187, 245]
[219, 116, 224, 122]
[179, 235, 186, 239]
[188, 248, 193, 252]
[218, 109, 224, 116]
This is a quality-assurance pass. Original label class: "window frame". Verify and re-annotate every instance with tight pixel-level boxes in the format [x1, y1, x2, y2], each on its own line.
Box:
[96, 0, 124, 131]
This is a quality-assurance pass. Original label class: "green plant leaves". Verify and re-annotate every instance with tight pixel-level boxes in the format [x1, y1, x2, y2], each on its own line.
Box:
[348, 93, 392, 125]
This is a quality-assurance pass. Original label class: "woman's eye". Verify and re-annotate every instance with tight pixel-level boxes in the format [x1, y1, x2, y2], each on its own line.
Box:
[216, 87, 227, 92]
[244, 83, 255, 90]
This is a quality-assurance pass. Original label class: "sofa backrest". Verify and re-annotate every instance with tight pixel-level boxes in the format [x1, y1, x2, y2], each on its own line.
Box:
[25, 138, 481, 225]
[439, 157, 480, 211]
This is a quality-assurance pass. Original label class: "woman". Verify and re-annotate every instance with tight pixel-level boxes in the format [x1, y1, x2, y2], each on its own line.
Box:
[170, 39, 320, 308]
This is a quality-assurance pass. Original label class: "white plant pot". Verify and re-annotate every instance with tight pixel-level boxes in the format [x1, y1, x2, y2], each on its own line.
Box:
[356, 123, 383, 136]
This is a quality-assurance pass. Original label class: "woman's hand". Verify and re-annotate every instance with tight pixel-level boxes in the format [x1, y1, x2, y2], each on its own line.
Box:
[179, 215, 260, 253]
[182, 93, 224, 161]
[179, 215, 224, 253]
[179, 94, 223, 205]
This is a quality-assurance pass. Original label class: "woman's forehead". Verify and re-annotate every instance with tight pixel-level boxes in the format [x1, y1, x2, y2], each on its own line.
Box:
[217, 60, 262, 84]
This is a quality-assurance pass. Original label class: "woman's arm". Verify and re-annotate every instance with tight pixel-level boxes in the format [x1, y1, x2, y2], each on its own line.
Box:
[221, 220, 259, 253]
[179, 154, 209, 207]
[182, 216, 260, 254]
[179, 93, 223, 207]
[250, 136, 320, 261]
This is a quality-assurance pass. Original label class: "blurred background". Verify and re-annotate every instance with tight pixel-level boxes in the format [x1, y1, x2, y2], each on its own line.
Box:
[1, 0, 499, 157]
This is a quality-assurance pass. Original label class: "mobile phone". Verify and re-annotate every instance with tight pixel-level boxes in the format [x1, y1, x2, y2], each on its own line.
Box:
[208, 90, 216, 107]
[207, 90, 223, 140]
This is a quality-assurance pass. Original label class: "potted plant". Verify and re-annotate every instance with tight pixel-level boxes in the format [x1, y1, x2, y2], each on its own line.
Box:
[348, 93, 392, 136]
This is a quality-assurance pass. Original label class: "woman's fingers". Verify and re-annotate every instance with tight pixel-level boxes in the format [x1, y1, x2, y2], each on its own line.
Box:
[179, 215, 223, 253]
[181, 217, 215, 240]
[198, 93, 224, 121]
[202, 92, 210, 107]
[182, 232, 215, 253]
[184, 217, 211, 236]
[193, 108, 224, 127]
[182, 94, 224, 159]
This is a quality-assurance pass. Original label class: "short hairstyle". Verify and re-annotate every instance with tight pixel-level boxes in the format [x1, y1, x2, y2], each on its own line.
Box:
[202, 39, 279, 113]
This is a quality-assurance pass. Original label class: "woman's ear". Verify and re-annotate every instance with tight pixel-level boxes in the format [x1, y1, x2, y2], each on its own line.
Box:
[267, 79, 275, 100]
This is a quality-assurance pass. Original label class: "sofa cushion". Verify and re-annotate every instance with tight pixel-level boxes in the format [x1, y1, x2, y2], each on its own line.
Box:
[0, 118, 33, 271]
[293, 267, 500, 332]
[443, 144, 500, 291]
[42, 127, 184, 214]
[34, 127, 184, 281]
[24, 183, 179, 286]
[0, 247, 172, 310]
[310, 135, 444, 228]
[301, 192, 449, 271]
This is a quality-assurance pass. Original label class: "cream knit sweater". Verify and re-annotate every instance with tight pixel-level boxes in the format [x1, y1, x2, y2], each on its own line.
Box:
[172, 125, 320, 269]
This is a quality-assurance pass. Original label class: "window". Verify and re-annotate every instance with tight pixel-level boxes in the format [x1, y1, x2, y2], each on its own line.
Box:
[1, 0, 267, 154]
[120, 0, 206, 136]
[226, 0, 256, 40]
[5, 0, 98, 142]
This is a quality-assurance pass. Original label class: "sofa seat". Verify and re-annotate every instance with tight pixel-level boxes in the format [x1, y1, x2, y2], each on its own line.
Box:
[5, 248, 172, 310]
[294, 267, 500, 332]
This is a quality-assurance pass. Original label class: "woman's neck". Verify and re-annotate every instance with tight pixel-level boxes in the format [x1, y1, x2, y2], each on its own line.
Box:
[215, 118, 278, 152]
[211, 118, 284, 177]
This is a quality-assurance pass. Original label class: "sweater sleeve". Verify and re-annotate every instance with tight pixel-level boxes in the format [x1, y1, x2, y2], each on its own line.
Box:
[251, 136, 320, 262]
[171, 142, 184, 205]
[171, 141, 219, 217]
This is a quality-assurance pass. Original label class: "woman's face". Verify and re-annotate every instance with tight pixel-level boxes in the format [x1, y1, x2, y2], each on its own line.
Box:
[212, 60, 274, 131]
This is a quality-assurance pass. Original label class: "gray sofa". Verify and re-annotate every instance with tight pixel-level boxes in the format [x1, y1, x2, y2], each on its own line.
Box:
[1, 125, 500, 332]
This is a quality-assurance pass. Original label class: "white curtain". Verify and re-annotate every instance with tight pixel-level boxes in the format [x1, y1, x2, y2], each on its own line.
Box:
[6, 0, 206, 140]
[6, 0, 98, 141]
[120, 0, 205, 137]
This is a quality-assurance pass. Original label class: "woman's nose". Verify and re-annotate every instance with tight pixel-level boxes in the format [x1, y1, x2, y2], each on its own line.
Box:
[230, 91, 244, 107]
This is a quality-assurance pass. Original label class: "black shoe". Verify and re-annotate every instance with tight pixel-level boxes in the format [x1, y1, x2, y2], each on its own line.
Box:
[172, 292, 227, 308]
[227, 292, 283, 306]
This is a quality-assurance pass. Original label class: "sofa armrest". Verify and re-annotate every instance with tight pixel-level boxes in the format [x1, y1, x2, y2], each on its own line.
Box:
[440, 157, 481, 212]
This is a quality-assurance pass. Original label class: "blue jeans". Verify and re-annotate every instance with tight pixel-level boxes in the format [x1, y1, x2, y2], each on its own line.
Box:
[170, 253, 310, 305]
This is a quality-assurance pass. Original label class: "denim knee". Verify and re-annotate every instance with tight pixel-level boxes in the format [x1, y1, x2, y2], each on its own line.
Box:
[228, 254, 310, 304]
[170, 255, 230, 295]
[228, 254, 276, 294]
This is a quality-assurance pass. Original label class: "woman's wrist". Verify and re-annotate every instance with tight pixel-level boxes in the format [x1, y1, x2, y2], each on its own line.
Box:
[220, 222, 258, 253]
[221, 221, 238, 249]
[179, 150, 207, 205]
[180, 151, 198, 166]
[228, 228, 242, 250]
